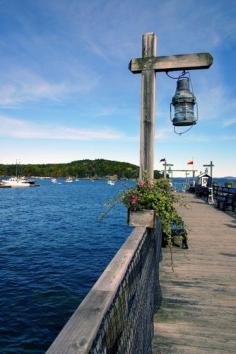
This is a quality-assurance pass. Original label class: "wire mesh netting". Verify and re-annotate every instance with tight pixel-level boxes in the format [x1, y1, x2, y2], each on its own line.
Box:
[90, 220, 162, 354]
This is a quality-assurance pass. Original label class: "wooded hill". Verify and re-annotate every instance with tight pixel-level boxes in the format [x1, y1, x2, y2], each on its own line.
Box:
[0, 159, 162, 179]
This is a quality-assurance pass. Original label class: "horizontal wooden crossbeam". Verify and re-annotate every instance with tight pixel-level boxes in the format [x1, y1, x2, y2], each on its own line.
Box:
[129, 53, 213, 73]
[164, 169, 198, 172]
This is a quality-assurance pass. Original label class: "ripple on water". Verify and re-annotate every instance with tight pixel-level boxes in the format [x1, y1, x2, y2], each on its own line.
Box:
[0, 179, 133, 353]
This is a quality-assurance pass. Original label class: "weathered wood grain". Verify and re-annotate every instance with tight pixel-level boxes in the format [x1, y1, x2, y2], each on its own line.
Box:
[128, 209, 156, 228]
[129, 53, 213, 73]
[140, 32, 156, 181]
[46, 227, 147, 354]
[153, 194, 236, 353]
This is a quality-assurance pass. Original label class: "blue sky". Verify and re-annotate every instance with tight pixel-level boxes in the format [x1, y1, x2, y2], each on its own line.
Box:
[0, 0, 235, 177]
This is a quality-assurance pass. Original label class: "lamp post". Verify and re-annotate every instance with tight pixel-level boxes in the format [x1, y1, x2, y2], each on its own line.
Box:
[163, 162, 173, 179]
[129, 32, 213, 181]
[203, 161, 214, 204]
[203, 161, 214, 179]
[185, 171, 190, 185]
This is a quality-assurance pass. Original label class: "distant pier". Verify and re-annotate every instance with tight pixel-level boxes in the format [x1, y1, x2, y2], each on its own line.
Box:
[153, 193, 236, 353]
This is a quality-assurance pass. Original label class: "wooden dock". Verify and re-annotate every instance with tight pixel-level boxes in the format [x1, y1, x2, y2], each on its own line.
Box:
[153, 193, 236, 353]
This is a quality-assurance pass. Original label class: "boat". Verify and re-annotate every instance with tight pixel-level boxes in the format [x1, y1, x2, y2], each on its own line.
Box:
[0, 159, 39, 188]
[0, 183, 11, 188]
[65, 177, 73, 183]
[107, 180, 115, 186]
[0, 177, 39, 188]
[51, 178, 57, 183]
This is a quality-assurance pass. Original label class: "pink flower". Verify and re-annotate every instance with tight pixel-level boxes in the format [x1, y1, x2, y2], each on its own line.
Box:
[131, 195, 138, 204]
[138, 181, 145, 187]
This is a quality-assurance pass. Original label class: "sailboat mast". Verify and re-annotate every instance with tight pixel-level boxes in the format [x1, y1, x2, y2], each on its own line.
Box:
[16, 159, 18, 179]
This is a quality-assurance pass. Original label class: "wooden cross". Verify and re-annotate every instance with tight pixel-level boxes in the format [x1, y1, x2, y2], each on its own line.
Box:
[203, 161, 214, 178]
[163, 162, 173, 179]
[129, 32, 213, 181]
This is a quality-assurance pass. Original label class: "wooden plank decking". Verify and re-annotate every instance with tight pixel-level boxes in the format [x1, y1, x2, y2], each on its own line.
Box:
[152, 193, 236, 354]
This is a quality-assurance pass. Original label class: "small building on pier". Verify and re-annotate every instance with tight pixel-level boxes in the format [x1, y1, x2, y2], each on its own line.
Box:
[196, 172, 212, 187]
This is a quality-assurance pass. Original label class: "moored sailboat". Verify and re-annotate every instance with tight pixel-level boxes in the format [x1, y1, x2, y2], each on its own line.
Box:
[0, 176, 39, 188]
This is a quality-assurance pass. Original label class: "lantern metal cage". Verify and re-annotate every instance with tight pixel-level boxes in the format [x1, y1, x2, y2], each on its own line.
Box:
[170, 73, 198, 128]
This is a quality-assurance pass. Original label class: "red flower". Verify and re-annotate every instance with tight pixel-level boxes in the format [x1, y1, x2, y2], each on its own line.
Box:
[131, 195, 138, 204]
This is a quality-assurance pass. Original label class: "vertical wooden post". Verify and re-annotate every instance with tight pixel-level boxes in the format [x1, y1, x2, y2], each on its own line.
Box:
[163, 162, 167, 179]
[209, 161, 213, 178]
[203, 161, 214, 178]
[130, 34, 212, 182]
[192, 169, 196, 184]
[140, 32, 157, 181]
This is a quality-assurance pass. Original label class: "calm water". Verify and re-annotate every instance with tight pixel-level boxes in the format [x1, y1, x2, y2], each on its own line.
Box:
[0, 177, 234, 353]
[0, 179, 133, 353]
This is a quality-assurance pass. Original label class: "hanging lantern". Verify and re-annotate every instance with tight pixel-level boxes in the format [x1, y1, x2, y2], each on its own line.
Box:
[170, 77, 198, 127]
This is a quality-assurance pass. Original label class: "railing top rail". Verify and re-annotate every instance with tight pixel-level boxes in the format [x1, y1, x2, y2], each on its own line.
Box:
[213, 186, 236, 195]
[47, 226, 147, 354]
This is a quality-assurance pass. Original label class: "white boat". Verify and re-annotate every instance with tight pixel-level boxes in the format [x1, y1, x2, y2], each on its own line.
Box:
[1, 177, 38, 188]
[65, 177, 73, 183]
[107, 180, 115, 186]
[51, 178, 57, 183]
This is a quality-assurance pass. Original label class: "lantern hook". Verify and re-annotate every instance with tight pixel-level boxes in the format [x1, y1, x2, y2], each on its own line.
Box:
[166, 70, 188, 80]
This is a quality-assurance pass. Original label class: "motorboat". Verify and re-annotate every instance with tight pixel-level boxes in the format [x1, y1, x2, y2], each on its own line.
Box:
[0, 177, 39, 188]
[51, 178, 57, 183]
[107, 180, 115, 186]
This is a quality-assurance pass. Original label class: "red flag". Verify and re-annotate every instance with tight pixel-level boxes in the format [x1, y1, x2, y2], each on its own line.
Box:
[187, 160, 193, 165]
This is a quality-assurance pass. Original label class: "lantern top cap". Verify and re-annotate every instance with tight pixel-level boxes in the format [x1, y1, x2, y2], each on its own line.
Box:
[143, 32, 156, 36]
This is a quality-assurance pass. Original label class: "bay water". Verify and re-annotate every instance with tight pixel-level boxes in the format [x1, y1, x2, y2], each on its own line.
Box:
[0, 177, 234, 353]
[0, 179, 132, 353]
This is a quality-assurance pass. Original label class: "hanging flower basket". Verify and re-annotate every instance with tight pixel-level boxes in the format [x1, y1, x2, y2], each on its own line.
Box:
[128, 209, 156, 228]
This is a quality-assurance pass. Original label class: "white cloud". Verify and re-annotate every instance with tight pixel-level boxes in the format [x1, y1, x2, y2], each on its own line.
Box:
[177, 132, 236, 143]
[223, 118, 236, 127]
[156, 127, 172, 140]
[70, 0, 236, 62]
[0, 82, 68, 106]
[0, 115, 123, 141]
[194, 78, 236, 125]
[0, 66, 99, 107]
[0, 69, 70, 106]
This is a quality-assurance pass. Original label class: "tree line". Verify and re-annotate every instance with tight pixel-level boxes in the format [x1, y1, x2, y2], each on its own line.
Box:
[0, 159, 162, 179]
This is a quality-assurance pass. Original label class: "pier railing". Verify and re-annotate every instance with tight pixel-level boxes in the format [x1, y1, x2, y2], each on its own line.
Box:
[213, 185, 236, 211]
[194, 185, 236, 211]
[47, 219, 162, 354]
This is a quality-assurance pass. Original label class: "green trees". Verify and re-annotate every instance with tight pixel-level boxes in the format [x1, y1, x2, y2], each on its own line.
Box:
[0, 159, 162, 179]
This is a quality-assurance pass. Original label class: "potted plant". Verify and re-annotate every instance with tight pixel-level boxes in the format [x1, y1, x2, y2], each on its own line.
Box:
[122, 178, 184, 245]
[122, 179, 157, 228]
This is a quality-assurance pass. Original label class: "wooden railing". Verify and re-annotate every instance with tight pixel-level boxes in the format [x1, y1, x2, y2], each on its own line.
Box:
[47, 219, 162, 354]
[213, 186, 236, 211]
[194, 185, 236, 211]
